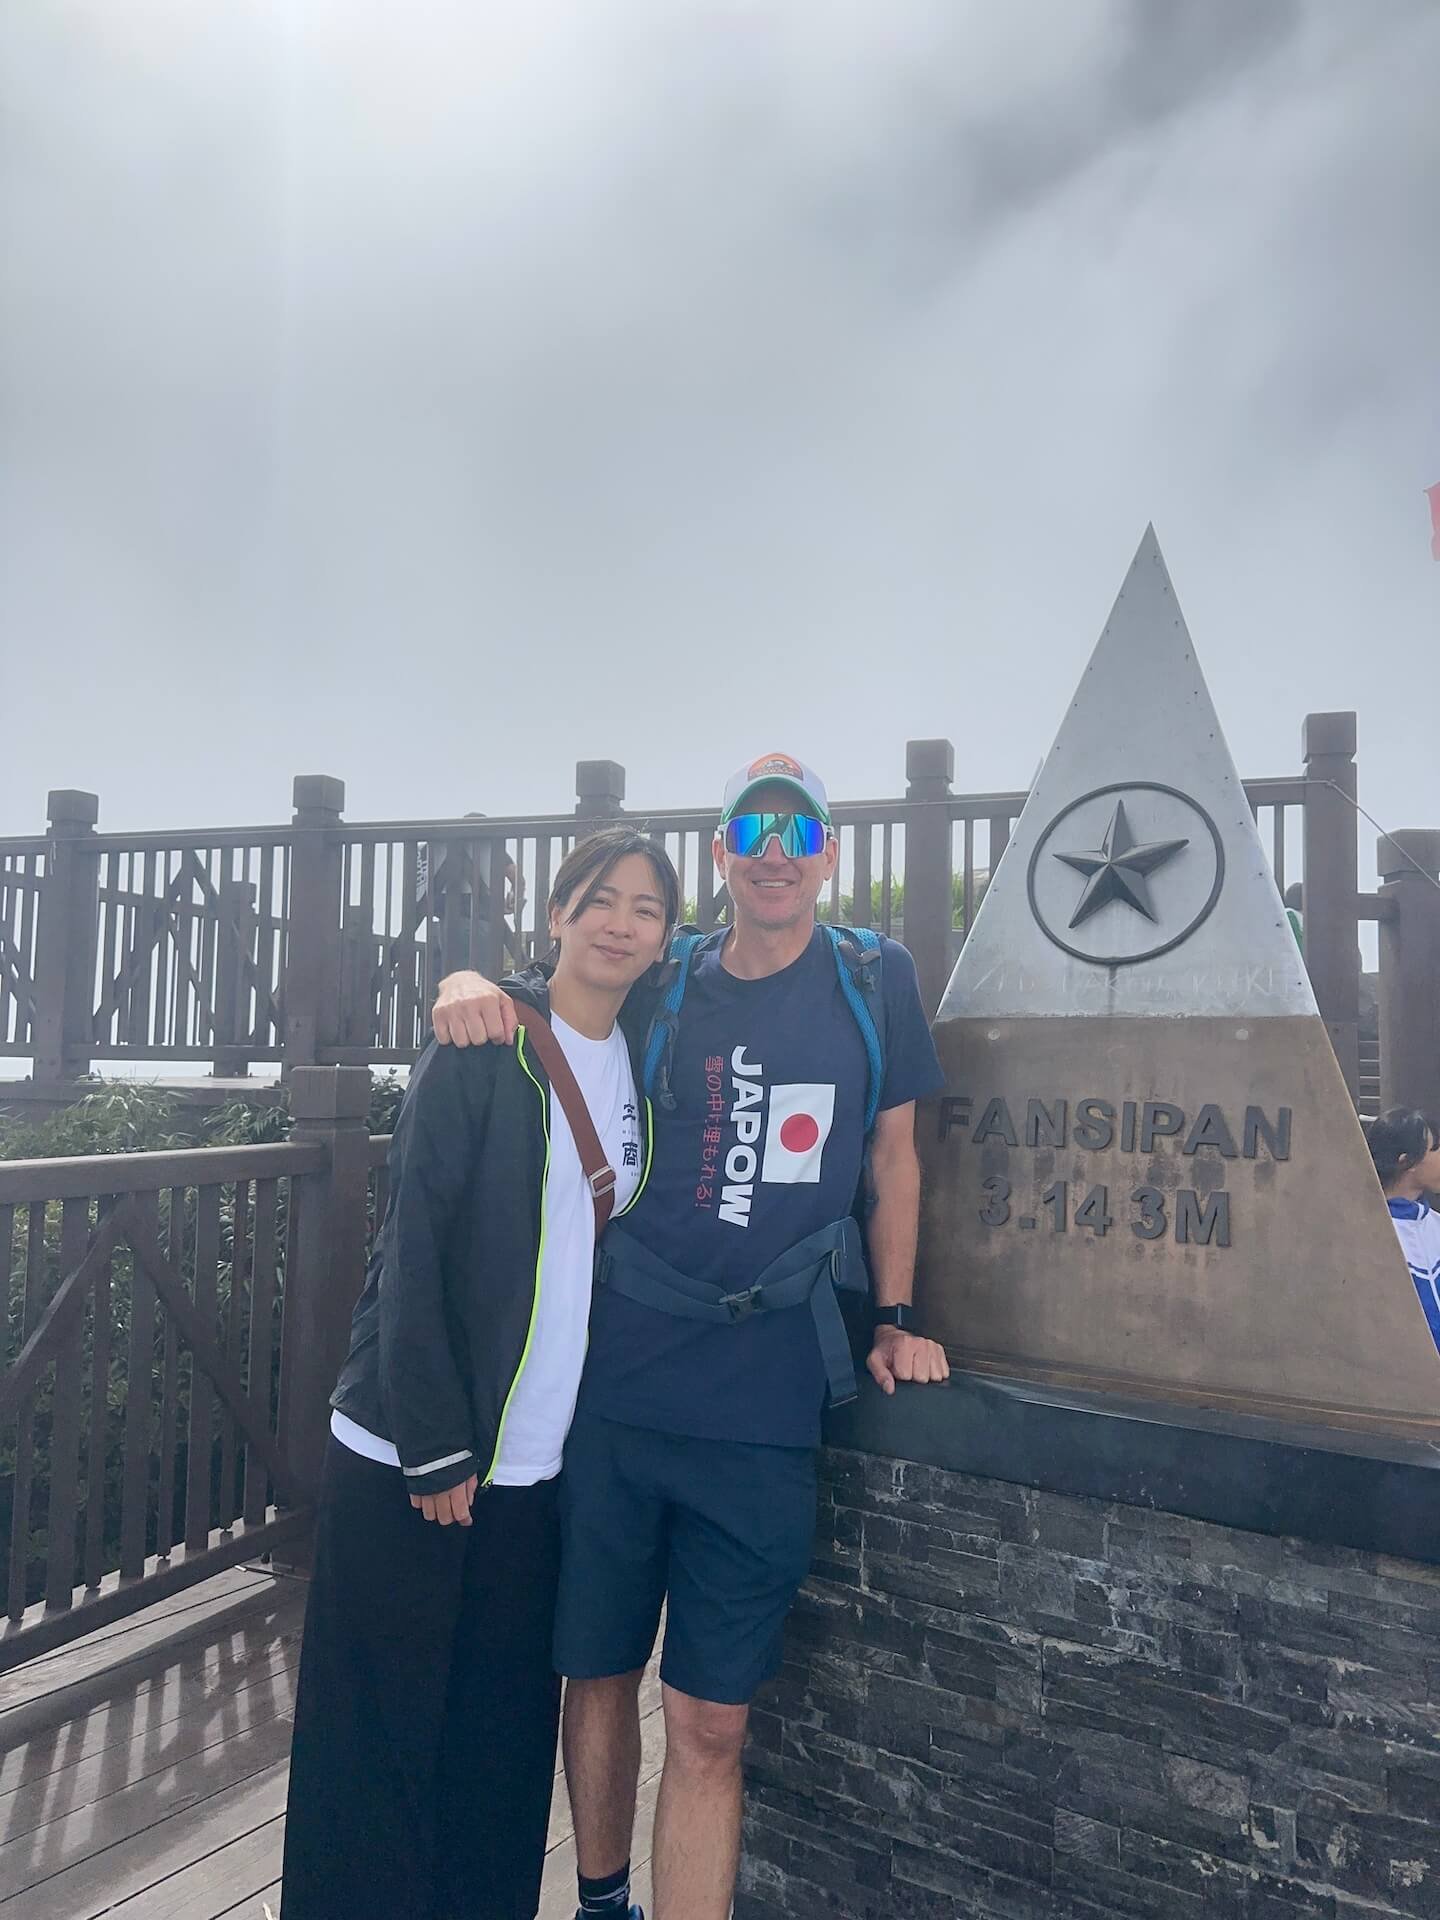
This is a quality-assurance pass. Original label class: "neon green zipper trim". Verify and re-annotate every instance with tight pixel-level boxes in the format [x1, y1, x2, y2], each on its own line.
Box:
[615, 1092, 654, 1217]
[484, 1030, 550, 1486]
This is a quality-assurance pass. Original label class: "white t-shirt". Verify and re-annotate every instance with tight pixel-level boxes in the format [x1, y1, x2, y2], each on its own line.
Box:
[332, 1013, 641, 1485]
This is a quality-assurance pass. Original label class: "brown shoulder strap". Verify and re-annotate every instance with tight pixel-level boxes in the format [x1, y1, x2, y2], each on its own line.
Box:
[508, 998, 616, 1235]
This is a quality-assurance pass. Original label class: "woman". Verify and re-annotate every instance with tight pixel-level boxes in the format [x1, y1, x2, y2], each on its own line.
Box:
[281, 827, 679, 1920]
[1365, 1106, 1440, 1354]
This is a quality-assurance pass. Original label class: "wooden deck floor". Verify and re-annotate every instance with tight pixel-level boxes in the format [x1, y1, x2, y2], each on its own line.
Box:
[0, 1565, 662, 1919]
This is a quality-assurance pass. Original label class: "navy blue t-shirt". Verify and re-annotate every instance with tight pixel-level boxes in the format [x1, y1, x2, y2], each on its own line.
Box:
[579, 928, 944, 1446]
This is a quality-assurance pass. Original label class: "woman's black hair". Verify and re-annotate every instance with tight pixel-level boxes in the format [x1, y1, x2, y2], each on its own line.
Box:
[548, 827, 680, 951]
[1364, 1107, 1440, 1188]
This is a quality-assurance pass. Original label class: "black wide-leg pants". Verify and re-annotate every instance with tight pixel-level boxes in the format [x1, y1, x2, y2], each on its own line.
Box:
[281, 1437, 562, 1920]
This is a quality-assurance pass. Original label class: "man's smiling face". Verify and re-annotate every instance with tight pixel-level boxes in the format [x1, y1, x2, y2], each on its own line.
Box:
[715, 780, 839, 934]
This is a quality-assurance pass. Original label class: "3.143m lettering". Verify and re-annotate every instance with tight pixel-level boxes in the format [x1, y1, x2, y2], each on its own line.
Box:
[978, 1176, 1230, 1246]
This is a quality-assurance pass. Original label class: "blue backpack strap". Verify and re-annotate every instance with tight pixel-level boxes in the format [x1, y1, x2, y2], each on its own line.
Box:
[642, 928, 710, 1110]
[645, 923, 886, 1124]
[825, 925, 886, 1133]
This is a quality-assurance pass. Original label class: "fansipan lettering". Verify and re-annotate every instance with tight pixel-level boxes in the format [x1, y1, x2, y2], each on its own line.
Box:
[939, 1095, 1290, 1162]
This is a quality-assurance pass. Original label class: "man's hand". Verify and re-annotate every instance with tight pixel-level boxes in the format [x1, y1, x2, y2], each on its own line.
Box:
[862, 1106, 943, 1395]
[866, 1326, 950, 1395]
[410, 1475, 479, 1525]
[432, 971, 516, 1047]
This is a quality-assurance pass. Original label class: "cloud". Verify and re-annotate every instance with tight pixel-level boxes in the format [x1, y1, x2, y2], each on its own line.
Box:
[2, 0, 1437, 873]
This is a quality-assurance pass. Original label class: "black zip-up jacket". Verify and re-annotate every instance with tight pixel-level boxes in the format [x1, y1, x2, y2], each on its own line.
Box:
[329, 967, 655, 1496]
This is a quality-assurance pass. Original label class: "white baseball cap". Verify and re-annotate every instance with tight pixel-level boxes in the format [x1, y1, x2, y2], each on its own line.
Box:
[720, 752, 831, 825]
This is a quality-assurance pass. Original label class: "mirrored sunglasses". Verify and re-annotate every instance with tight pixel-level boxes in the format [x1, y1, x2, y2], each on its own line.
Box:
[723, 811, 829, 859]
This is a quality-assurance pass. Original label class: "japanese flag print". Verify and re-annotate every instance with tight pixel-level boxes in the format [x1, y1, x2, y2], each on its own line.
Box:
[761, 1084, 836, 1185]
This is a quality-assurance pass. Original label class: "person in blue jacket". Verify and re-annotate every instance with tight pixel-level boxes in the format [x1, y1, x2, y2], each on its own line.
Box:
[281, 828, 678, 1920]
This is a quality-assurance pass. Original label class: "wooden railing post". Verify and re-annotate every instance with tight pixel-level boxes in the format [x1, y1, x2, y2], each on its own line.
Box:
[1302, 713, 1360, 1098]
[339, 906, 381, 1050]
[575, 760, 626, 838]
[284, 775, 345, 1071]
[32, 789, 101, 1085]
[1376, 829, 1440, 1120]
[276, 1065, 373, 1505]
[213, 877, 256, 1077]
[904, 740, 955, 1017]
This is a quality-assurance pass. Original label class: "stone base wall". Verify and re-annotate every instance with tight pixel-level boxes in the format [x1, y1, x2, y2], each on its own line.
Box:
[738, 1447, 1440, 1920]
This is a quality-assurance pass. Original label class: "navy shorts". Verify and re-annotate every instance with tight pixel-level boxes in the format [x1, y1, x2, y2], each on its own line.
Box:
[554, 1411, 817, 1706]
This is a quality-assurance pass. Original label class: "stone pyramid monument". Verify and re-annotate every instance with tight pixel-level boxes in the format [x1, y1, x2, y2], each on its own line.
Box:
[919, 528, 1440, 1434]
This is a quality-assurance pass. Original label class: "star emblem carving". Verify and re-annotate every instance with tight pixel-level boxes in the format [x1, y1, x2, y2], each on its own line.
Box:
[1053, 799, 1188, 930]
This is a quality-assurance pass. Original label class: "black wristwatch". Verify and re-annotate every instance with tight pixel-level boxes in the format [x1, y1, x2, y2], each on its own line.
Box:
[872, 1304, 920, 1334]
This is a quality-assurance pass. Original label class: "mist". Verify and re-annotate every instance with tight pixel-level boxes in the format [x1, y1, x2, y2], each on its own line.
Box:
[3, 1, 1437, 872]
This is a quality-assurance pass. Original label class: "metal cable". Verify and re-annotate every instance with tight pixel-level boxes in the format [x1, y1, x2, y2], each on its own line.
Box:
[1313, 780, 1440, 894]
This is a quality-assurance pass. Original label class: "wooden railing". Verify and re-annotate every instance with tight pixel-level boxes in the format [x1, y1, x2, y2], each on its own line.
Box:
[4, 716, 1438, 1116]
[0, 841, 47, 1058]
[88, 830, 292, 1067]
[0, 1068, 377, 1672]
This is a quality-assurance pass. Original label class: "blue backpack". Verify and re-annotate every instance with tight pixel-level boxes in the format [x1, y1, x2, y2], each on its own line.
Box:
[641, 924, 888, 1132]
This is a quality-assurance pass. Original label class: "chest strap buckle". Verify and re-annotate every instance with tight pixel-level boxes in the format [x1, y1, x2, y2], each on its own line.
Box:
[718, 1285, 763, 1322]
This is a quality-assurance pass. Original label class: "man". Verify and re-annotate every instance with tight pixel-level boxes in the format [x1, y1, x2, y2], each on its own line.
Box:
[432, 752, 949, 1920]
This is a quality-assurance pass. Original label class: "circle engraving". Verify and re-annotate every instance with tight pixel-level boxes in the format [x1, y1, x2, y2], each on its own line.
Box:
[1026, 782, 1225, 968]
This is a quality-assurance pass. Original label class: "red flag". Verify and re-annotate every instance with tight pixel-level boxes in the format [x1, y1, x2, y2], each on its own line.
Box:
[1428, 482, 1440, 561]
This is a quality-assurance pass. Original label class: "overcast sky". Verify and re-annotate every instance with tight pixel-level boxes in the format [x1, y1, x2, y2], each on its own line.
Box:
[3, 1, 1437, 870]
